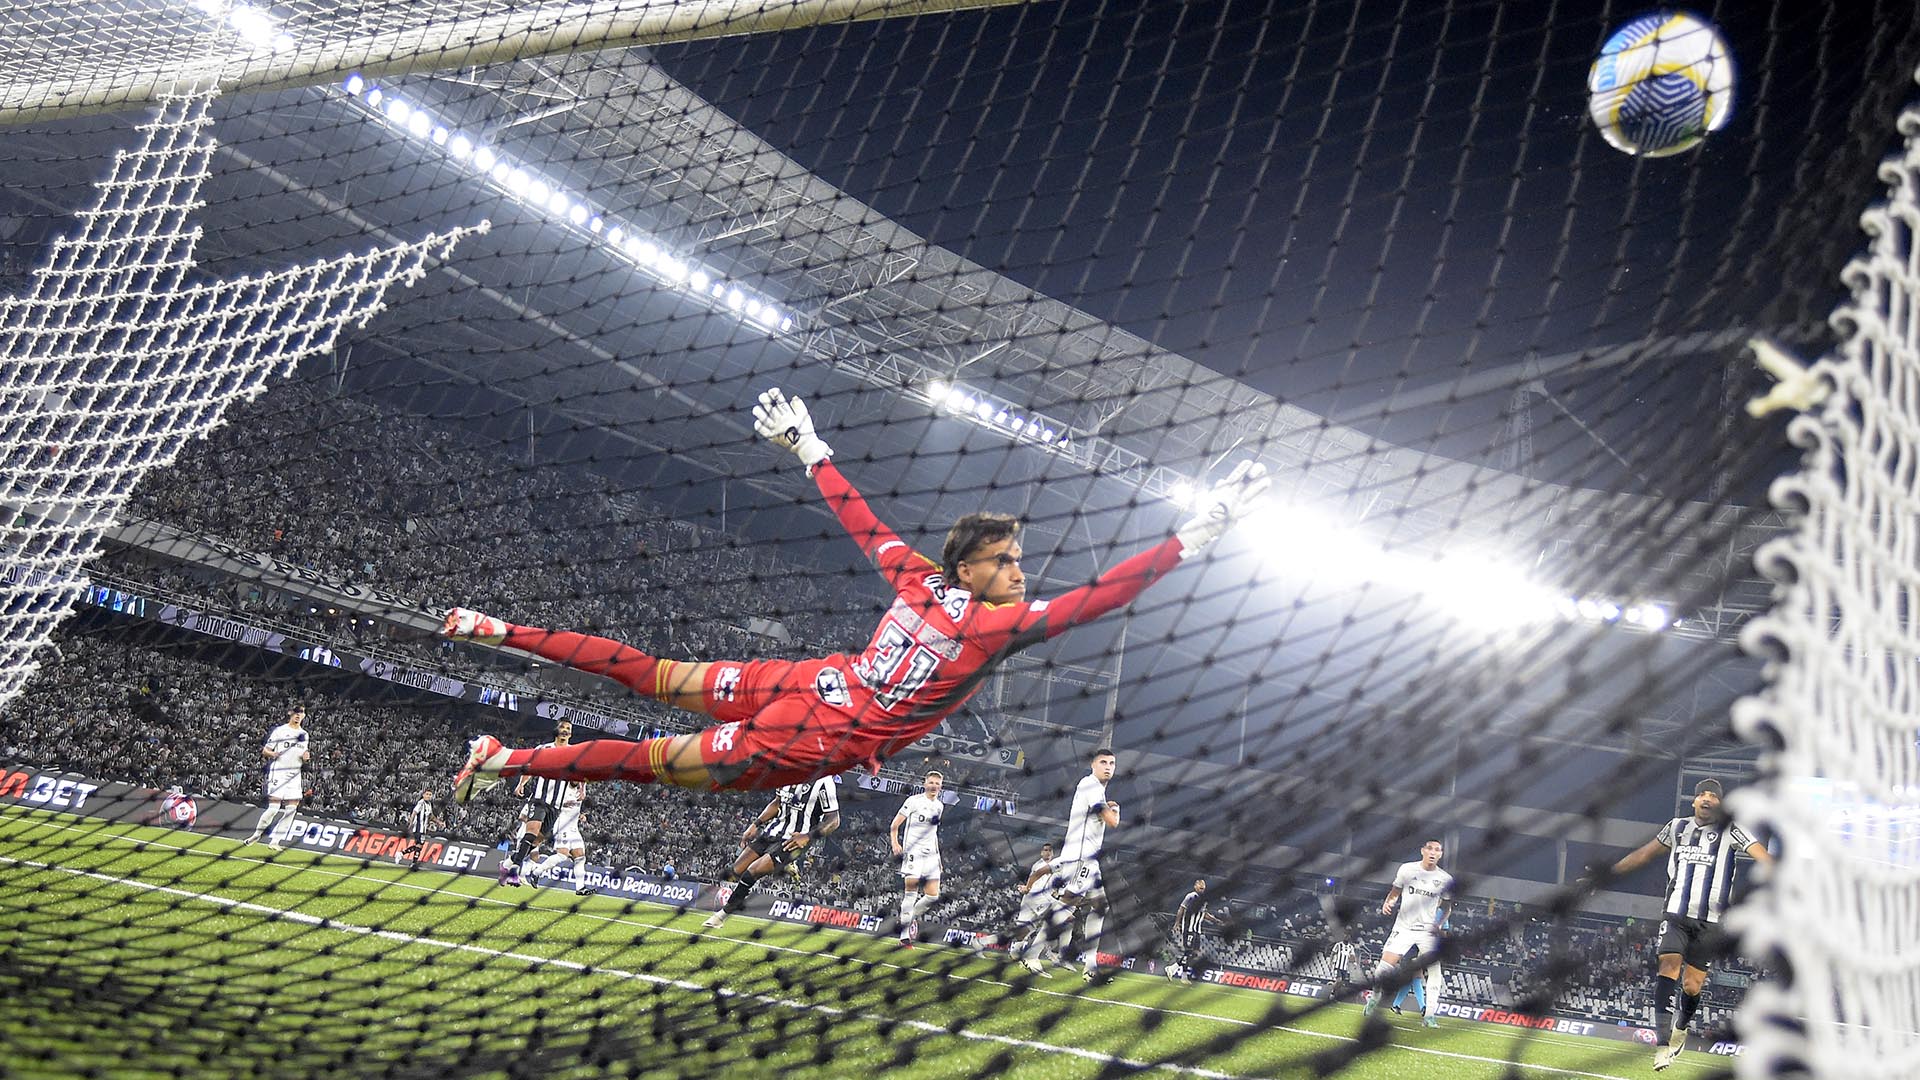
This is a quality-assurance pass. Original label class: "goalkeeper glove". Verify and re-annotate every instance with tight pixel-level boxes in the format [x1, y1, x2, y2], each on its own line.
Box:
[1175, 460, 1271, 558]
[443, 607, 508, 646]
[753, 388, 834, 470]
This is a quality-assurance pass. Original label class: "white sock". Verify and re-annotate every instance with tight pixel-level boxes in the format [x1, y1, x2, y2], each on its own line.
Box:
[1080, 908, 1105, 965]
[533, 852, 568, 876]
[267, 807, 296, 843]
[900, 893, 923, 923]
[572, 856, 589, 884]
[1424, 964, 1443, 1019]
[248, 806, 277, 841]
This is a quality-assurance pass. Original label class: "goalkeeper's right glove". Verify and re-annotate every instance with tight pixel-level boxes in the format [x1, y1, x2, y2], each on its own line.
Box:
[1175, 460, 1271, 558]
[753, 387, 834, 470]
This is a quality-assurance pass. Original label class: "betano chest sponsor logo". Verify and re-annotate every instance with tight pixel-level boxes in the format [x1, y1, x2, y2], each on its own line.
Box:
[280, 817, 489, 870]
[0, 768, 100, 810]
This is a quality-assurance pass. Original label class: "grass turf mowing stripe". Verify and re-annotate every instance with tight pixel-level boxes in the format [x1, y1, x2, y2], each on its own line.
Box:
[0, 810, 1700, 1079]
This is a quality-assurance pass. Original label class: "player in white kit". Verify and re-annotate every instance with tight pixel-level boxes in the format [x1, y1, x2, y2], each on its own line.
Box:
[1006, 842, 1056, 953]
[890, 771, 945, 947]
[528, 781, 594, 896]
[244, 706, 309, 850]
[1020, 747, 1119, 981]
[1363, 839, 1453, 1027]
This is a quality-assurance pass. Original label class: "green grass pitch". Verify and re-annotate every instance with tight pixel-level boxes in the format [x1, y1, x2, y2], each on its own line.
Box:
[0, 809, 1729, 1079]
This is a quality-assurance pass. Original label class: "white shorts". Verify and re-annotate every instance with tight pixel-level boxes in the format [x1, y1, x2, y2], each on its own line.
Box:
[1015, 889, 1051, 925]
[550, 805, 583, 851]
[899, 847, 942, 881]
[1051, 858, 1103, 901]
[264, 770, 302, 802]
[1381, 926, 1440, 960]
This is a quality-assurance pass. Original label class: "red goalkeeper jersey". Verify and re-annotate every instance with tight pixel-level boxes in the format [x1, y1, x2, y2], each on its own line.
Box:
[813, 461, 1184, 733]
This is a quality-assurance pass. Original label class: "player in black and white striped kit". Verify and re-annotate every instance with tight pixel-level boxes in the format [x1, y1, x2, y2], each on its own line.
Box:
[499, 720, 573, 886]
[401, 788, 434, 867]
[1607, 778, 1773, 1071]
[703, 776, 842, 929]
[1168, 878, 1217, 985]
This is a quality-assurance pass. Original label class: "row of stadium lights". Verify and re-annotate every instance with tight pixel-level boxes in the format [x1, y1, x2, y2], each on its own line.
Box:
[192, 10, 792, 332]
[339, 75, 795, 336]
[927, 375, 1670, 632]
[925, 380, 1071, 449]
[196, 1, 1090, 455]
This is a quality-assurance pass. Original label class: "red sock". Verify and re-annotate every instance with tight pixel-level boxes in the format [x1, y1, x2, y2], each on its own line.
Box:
[502, 738, 669, 785]
[500, 626, 672, 700]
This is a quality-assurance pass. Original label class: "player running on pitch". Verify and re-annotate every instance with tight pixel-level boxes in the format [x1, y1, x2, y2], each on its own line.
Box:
[447, 387, 1268, 797]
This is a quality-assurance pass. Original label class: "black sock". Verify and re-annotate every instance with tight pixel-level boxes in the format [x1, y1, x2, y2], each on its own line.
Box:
[724, 872, 759, 913]
[1676, 990, 1701, 1032]
[1652, 974, 1678, 1037]
[511, 834, 538, 865]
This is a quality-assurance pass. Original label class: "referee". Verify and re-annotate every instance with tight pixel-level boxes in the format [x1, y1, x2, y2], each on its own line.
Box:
[1169, 878, 1215, 985]
[501, 720, 573, 886]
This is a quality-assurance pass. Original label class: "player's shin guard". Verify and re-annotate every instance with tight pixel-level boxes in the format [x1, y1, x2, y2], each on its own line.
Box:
[1079, 907, 1105, 968]
[246, 805, 277, 842]
[1676, 990, 1701, 1033]
[723, 871, 759, 913]
[511, 832, 538, 867]
[1653, 974, 1678, 1038]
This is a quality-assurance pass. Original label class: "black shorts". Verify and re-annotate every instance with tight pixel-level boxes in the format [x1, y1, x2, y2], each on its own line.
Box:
[519, 801, 560, 830]
[747, 832, 802, 869]
[1657, 916, 1732, 969]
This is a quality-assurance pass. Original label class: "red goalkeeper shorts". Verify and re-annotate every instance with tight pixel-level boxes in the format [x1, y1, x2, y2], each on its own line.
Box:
[693, 657, 923, 790]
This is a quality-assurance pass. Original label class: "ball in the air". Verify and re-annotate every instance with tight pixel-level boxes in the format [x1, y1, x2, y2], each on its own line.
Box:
[1588, 12, 1734, 157]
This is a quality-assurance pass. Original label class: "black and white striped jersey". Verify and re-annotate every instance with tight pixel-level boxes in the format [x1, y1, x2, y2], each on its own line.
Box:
[764, 777, 839, 841]
[1177, 891, 1209, 935]
[1658, 815, 1758, 922]
[518, 742, 573, 807]
[1330, 941, 1357, 972]
[408, 797, 433, 835]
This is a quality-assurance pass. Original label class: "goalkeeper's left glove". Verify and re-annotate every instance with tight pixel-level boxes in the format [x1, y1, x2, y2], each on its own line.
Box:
[753, 387, 834, 470]
[1175, 460, 1271, 558]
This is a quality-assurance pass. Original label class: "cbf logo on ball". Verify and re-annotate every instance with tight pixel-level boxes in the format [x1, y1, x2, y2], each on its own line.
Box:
[1588, 12, 1734, 157]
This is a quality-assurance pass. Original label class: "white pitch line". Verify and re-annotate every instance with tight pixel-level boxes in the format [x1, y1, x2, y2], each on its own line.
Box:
[5, 853, 1257, 1080]
[1, 813, 1679, 1079]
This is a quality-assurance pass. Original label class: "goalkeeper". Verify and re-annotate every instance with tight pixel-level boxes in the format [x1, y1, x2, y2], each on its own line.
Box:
[450, 388, 1268, 797]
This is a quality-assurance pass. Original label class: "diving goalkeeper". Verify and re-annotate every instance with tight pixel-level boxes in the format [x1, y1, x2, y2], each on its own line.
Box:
[450, 388, 1268, 797]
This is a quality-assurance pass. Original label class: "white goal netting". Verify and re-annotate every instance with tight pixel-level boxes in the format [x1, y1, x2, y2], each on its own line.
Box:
[1, 2, 1918, 1078]
[1732, 73, 1920, 1078]
[0, 87, 480, 710]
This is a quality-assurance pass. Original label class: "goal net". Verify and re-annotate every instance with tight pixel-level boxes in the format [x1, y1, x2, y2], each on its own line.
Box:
[0, 1, 1915, 1077]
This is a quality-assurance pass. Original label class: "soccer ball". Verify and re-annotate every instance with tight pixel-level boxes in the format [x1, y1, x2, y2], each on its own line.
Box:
[1587, 12, 1734, 157]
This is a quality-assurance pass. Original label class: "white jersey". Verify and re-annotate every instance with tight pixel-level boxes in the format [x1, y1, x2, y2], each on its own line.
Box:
[1059, 774, 1109, 863]
[1390, 862, 1454, 934]
[1024, 858, 1053, 897]
[550, 782, 586, 849]
[896, 793, 943, 857]
[263, 723, 307, 774]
